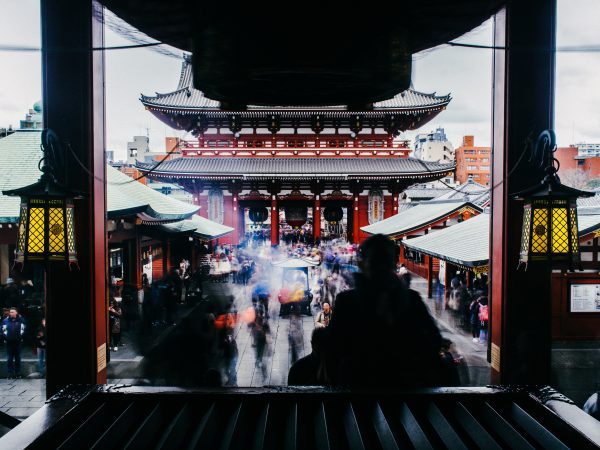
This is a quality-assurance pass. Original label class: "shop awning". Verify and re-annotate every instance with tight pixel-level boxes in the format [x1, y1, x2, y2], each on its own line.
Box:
[271, 257, 320, 268]
[160, 214, 233, 240]
[403, 209, 600, 269]
[361, 201, 482, 238]
[402, 212, 490, 268]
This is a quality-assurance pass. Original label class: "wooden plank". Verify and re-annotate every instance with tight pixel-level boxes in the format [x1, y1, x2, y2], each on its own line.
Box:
[480, 402, 535, 450]
[425, 403, 467, 450]
[398, 403, 433, 450]
[343, 402, 365, 450]
[454, 402, 501, 450]
[510, 403, 569, 450]
[315, 402, 331, 450]
[371, 403, 401, 450]
[188, 403, 216, 450]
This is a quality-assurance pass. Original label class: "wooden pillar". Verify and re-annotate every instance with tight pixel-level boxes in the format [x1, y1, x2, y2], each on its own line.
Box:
[490, 0, 556, 384]
[238, 205, 245, 244]
[231, 193, 239, 246]
[163, 239, 172, 278]
[427, 255, 433, 299]
[42, 0, 107, 396]
[313, 195, 321, 241]
[271, 195, 279, 246]
[399, 239, 405, 264]
[352, 195, 360, 244]
[132, 234, 142, 290]
[444, 261, 452, 306]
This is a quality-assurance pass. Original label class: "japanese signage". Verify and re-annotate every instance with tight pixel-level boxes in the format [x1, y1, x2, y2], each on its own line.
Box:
[570, 284, 600, 312]
[97, 343, 107, 373]
[368, 190, 384, 224]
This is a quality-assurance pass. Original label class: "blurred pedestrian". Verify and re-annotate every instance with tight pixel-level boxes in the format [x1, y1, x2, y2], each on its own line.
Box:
[288, 308, 303, 364]
[314, 302, 331, 328]
[2, 307, 25, 379]
[35, 318, 47, 377]
[252, 315, 270, 381]
[222, 334, 238, 386]
[469, 296, 482, 343]
[288, 327, 329, 385]
[109, 298, 122, 351]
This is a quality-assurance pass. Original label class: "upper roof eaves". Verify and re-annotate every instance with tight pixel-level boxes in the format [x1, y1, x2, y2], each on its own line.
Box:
[141, 58, 451, 112]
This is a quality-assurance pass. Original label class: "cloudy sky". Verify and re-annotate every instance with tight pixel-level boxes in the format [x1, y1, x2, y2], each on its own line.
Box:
[0, 1, 598, 160]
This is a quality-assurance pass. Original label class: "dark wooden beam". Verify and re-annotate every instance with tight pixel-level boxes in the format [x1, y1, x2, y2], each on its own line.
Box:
[41, 0, 107, 396]
[490, 0, 556, 384]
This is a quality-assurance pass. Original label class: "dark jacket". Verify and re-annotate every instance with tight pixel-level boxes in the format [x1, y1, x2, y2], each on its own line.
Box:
[2, 316, 25, 342]
[328, 273, 443, 388]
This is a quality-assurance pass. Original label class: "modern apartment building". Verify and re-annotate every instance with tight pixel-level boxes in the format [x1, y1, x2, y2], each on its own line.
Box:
[454, 135, 491, 185]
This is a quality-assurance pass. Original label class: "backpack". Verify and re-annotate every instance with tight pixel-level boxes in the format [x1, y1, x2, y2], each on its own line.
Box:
[479, 305, 489, 323]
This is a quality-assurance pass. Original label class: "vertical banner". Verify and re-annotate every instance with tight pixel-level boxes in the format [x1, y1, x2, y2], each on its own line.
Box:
[208, 188, 224, 224]
[368, 189, 384, 224]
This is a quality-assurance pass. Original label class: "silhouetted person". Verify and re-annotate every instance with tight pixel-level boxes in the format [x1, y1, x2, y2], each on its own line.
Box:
[288, 327, 328, 385]
[328, 234, 443, 388]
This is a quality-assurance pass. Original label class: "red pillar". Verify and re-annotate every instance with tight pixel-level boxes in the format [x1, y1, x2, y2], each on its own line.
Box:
[313, 195, 321, 241]
[399, 239, 405, 264]
[133, 234, 142, 290]
[427, 255, 433, 299]
[352, 195, 360, 244]
[271, 195, 279, 246]
[231, 192, 239, 245]
[383, 195, 393, 219]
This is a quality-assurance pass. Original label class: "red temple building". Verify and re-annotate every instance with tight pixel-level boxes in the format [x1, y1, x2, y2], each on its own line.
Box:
[137, 57, 455, 245]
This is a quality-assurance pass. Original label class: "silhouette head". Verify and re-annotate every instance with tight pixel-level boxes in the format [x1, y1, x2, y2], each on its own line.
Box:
[358, 234, 399, 278]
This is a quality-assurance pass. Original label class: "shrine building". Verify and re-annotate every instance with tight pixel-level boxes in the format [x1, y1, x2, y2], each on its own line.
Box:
[137, 56, 455, 245]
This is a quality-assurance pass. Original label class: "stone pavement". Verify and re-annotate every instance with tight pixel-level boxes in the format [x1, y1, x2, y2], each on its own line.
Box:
[0, 378, 45, 420]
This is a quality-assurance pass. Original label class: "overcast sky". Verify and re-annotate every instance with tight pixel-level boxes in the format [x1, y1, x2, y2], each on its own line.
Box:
[0, 1, 598, 160]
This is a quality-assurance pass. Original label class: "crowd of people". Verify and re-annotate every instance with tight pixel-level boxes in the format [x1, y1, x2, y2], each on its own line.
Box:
[182, 235, 466, 389]
[445, 272, 489, 343]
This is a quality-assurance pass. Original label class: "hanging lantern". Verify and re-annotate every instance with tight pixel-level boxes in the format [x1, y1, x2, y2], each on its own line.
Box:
[284, 205, 307, 228]
[515, 130, 593, 267]
[249, 206, 269, 223]
[3, 129, 80, 265]
[323, 206, 343, 224]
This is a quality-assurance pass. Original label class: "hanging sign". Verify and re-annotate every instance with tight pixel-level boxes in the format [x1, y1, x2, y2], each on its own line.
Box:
[368, 189, 384, 224]
[208, 188, 224, 224]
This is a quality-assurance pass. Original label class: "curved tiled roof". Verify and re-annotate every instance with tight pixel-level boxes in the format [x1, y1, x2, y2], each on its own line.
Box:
[136, 157, 454, 179]
[0, 131, 199, 224]
[402, 212, 490, 267]
[361, 200, 482, 237]
[404, 209, 600, 268]
[0, 131, 44, 223]
[107, 165, 199, 220]
[141, 58, 451, 112]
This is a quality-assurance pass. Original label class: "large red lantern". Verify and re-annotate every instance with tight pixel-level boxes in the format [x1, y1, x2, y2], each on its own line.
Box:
[284, 206, 307, 228]
[323, 206, 343, 224]
[248, 206, 269, 223]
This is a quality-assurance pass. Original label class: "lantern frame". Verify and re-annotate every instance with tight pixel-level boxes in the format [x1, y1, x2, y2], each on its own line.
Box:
[3, 129, 81, 265]
[514, 130, 594, 267]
